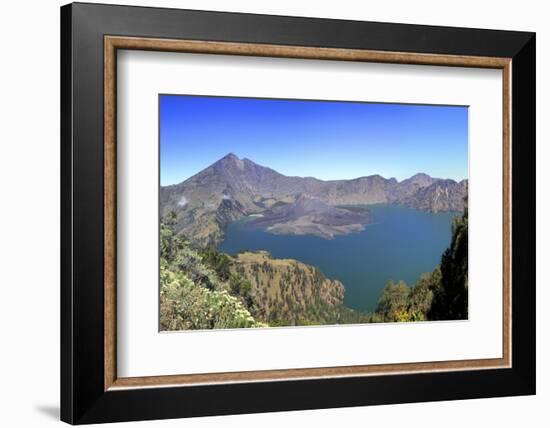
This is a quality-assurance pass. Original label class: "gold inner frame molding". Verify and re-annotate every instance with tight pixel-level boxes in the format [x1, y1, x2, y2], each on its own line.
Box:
[104, 35, 512, 391]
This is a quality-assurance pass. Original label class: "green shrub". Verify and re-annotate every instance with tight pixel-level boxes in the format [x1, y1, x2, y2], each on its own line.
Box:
[160, 260, 266, 330]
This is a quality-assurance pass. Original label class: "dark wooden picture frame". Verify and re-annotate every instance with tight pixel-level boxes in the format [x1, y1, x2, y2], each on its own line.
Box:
[61, 2, 535, 424]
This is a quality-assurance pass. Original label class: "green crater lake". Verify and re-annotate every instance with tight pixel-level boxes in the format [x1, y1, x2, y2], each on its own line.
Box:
[219, 204, 458, 312]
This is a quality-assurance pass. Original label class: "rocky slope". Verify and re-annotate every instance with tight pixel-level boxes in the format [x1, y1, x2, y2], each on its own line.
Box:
[400, 179, 468, 213]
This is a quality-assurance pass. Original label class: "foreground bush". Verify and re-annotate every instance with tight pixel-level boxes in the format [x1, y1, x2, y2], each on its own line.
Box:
[160, 260, 266, 330]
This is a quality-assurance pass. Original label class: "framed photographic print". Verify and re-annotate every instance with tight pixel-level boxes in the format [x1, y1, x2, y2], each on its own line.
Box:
[60, 2, 536, 424]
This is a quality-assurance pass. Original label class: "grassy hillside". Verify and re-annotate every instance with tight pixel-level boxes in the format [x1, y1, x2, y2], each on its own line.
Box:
[231, 251, 347, 326]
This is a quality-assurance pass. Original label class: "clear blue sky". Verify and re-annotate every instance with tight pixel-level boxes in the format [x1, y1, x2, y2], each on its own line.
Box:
[160, 95, 468, 186]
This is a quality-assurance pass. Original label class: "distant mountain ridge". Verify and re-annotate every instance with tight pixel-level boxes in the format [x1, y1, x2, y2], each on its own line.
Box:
[161, 153, 467, 246]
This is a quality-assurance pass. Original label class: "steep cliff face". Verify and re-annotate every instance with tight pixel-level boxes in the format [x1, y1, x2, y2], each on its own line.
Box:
[161, 154, 467, 246]
[230, 251, 346, 326]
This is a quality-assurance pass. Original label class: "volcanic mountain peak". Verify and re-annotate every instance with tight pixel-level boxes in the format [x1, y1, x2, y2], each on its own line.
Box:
[160, 154, 467, 246]
[223, 152, 239, 160]
[213, 152, 245, 171]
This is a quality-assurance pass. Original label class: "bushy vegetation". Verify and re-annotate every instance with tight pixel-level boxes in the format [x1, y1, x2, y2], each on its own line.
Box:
[429, 201, 468, 320]
[160, 221, 266, 330]
[374, 269, 440, 322]
[160, 218, 370, 329]
[160, 260, 261, 330]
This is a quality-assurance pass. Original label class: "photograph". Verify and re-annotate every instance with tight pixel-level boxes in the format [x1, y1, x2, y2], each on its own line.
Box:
[159, 95, 469, 331]
[54, 2, 536, 424]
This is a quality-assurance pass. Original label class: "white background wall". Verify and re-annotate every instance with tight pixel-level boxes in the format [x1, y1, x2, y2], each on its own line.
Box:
[0, 0, 546, 426]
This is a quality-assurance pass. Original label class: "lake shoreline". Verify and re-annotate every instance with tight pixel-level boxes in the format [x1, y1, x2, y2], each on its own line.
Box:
[219, 203, 457, 312]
